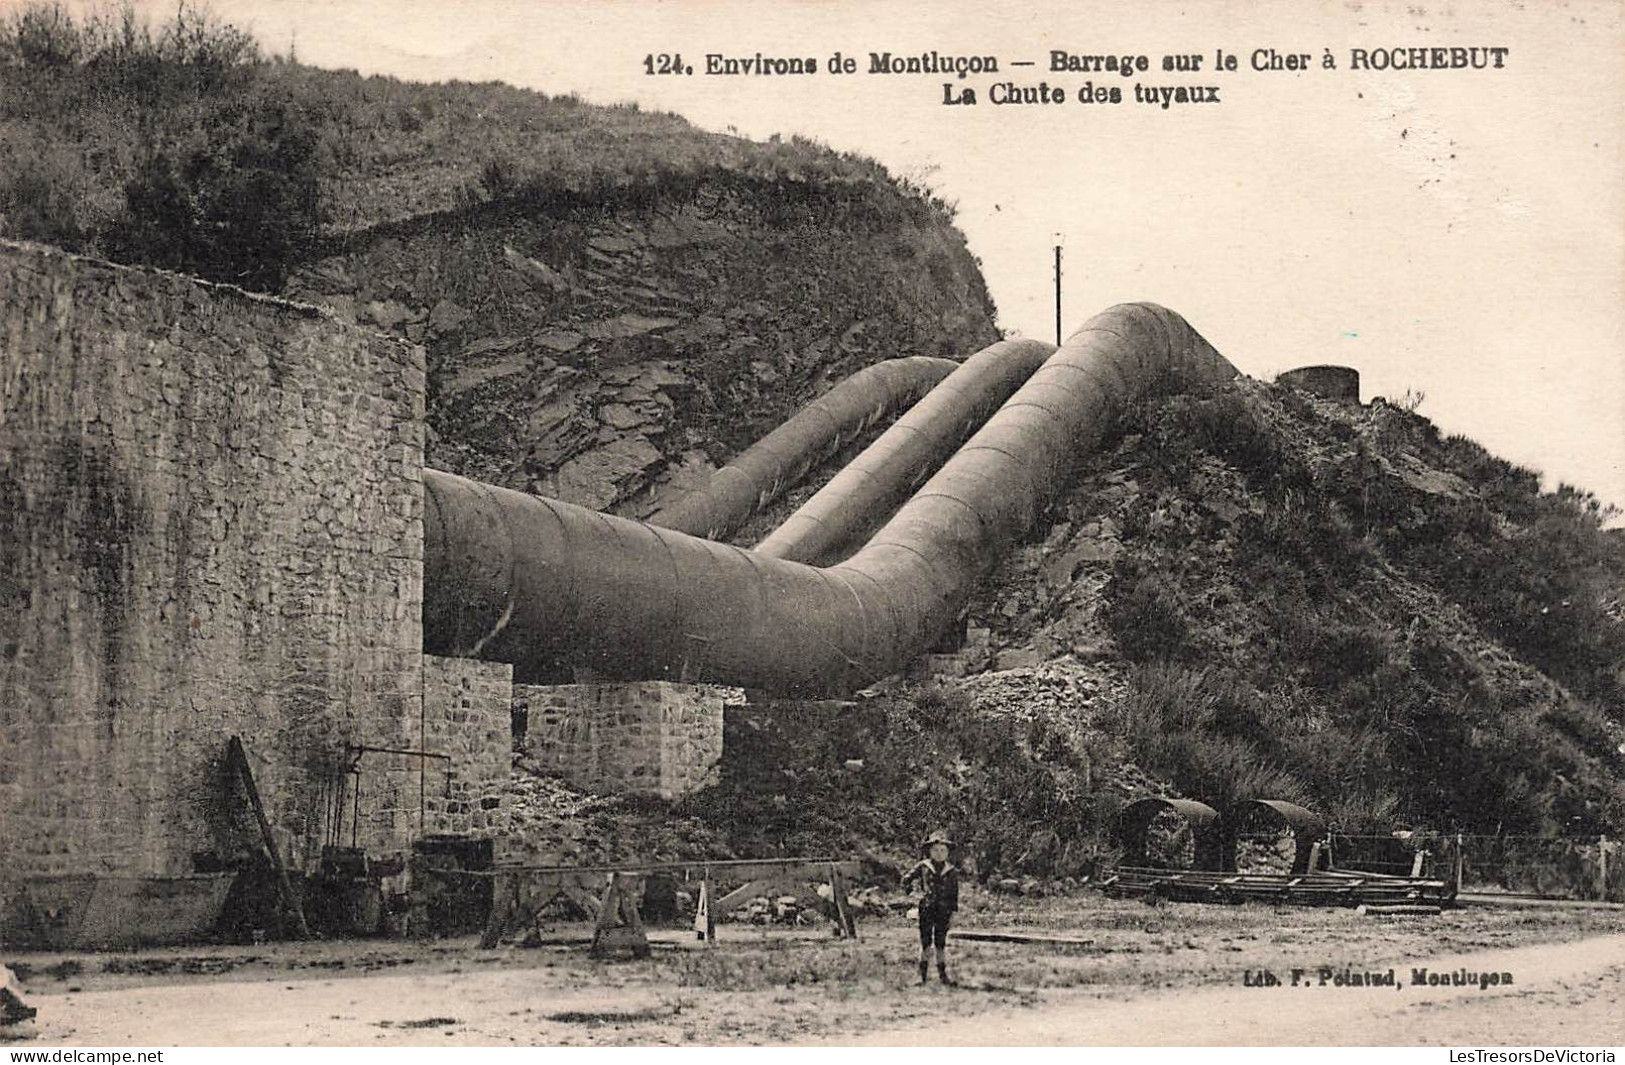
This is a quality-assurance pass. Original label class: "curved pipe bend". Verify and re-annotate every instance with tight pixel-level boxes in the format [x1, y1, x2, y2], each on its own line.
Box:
[647, 355, 960, 541]
[755, 337, 1055, 565]
[423, 303, 1238, 696]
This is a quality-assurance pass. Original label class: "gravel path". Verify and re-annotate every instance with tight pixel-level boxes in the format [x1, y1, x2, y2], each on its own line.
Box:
[846, 932, 1625, 1046]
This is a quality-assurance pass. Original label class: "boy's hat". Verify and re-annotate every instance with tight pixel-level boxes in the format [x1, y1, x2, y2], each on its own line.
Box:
[921, 831, 955, 852]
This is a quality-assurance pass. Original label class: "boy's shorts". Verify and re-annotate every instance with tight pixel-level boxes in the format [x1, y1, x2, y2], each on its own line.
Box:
[917, 905, 952, 949]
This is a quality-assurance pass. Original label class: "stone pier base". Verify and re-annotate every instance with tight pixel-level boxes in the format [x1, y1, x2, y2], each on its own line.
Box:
[515, 682, 739, 798]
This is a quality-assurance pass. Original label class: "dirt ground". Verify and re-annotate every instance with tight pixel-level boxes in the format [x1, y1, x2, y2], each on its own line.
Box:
[4, 890, 1621, 1046]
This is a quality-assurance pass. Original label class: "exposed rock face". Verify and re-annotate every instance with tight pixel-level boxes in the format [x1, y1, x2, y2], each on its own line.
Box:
[286, 179, 998, 516]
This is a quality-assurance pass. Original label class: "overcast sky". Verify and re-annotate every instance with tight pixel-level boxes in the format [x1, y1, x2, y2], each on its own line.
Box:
[43, 0, 1625, 515]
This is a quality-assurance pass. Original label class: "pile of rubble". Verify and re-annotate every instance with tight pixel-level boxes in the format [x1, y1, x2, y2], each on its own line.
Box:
[734, 895, 823, 926]
[730, 883, 904, 925]
[494, 769, 603, 865]
[493, 755, 731, 867]
[956, 656, 1125, 732]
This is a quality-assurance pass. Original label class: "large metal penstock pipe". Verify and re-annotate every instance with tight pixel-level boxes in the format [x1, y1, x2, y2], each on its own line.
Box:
[422, 303, 1238, 695]
[647, 355, 959, 540]
[754, 337, 1055, 565]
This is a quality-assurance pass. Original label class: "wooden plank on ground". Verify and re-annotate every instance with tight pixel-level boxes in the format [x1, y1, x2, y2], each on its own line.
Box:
[952, 930, 1097, 948]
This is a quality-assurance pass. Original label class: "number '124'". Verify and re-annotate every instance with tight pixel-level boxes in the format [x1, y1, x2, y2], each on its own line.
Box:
[643, 53, 689, 75]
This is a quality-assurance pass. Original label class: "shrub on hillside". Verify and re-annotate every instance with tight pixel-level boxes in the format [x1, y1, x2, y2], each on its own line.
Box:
[0, 2, 83, 73]
[1267, 600, 1399, 692]
[1103, 568, 1195, 663]
[1386, 482, 1625, 702]
[0, 129, 92, 248]
[106, 88, 320, 289]
[0, 2, 321, 289]
[1157, 389, 1314, 498]
[1252, 493, 1376, 583]
[1, 2, 259, 118]
[1102, 664, 1307, 811]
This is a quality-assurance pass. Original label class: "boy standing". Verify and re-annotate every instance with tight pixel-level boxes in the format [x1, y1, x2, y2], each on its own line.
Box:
[902, 831, 960, 985]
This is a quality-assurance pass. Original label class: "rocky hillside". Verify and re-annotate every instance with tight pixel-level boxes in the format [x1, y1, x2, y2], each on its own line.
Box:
[490, 377, 1625, 881]
[959, 379, 1625, 840]
[286, 179, 995, 512]
[0, 5, 998, 506]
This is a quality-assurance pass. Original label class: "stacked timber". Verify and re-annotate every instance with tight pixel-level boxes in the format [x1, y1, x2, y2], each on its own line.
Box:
[1100, 866, 1455, 907]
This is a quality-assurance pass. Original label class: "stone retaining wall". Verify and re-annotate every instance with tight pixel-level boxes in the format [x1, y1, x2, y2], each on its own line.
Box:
[0, 241, 426, 884]
[422, 655, 513, 836]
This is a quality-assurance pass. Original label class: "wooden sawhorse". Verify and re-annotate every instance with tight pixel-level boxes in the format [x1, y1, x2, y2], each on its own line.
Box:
[480, 858, 864, 952]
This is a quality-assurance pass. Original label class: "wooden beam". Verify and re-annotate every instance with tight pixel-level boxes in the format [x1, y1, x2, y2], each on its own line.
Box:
[590, 873, 650, 959]
[830, 864, 857, 939]
[489, 857, 863, 882]
[714, 877, 779, 914]
[226, 736, 308, 939]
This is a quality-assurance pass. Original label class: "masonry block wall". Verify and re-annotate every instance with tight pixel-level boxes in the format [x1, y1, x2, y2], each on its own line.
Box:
[421, 655, 513, 836]
[516, 682, 737, 799]
[0, 242, 426, 885]
[515, 683, 592, 786]
[1277, 364, 1361, 404]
